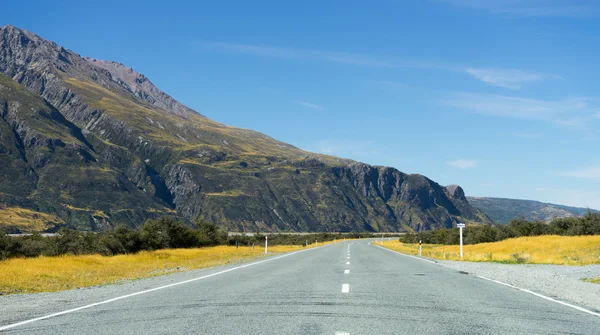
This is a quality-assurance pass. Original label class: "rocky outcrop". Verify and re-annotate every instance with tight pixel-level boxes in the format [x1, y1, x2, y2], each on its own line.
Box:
[0, 24, 492, 232]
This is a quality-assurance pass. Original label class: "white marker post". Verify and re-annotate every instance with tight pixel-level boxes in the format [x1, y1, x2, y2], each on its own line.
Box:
[315, 239, 318, 246]
[419, 240, 422, 256]
[457, 223, 466, 259]
[265, 235, 268, 254]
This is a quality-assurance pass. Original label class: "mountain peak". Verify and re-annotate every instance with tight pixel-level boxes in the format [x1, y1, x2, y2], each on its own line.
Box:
[446, 184, 466, 201]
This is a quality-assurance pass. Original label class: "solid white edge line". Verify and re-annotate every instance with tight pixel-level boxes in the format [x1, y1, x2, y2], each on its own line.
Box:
[371, 242, 600, 318]
[341, 284, 350, 293]
[0, 244, 333, 332]
[475, 275, 600, 317]
[370, 243, 437, 264]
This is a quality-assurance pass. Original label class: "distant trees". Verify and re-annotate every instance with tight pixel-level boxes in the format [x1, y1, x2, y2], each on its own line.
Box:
[400, 212, 600, 245]
[0, 217, 377, 261]
[0, 217, 232, 260]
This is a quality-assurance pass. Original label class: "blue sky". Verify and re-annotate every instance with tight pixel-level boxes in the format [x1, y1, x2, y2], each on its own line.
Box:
[2, 0, 600, 208]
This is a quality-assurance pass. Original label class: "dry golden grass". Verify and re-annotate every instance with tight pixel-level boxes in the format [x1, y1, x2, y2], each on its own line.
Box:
[0, 207, 63, 232]
[0, 241, 342, 295]
[381, 235, 600, 265]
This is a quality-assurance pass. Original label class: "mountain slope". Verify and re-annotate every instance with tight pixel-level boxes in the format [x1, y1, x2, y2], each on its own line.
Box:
[0, 72, 174, 232]
[0, 24, 491, 232]
[467, 196, 597, 224]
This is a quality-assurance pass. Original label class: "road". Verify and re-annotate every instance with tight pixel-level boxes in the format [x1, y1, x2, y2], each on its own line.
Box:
[1, 239, 599, 334]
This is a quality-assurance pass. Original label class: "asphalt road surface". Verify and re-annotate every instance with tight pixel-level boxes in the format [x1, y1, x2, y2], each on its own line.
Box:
[2, 239, 599, 334]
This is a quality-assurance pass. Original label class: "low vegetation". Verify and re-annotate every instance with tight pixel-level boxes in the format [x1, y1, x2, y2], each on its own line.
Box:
[382, 235, 600, 265]
[400, 212, 600, 245]
[0, 217, 373, 261]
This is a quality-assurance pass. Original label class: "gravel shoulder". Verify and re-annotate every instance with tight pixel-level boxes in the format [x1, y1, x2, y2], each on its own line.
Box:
[438, 260, 600, 312]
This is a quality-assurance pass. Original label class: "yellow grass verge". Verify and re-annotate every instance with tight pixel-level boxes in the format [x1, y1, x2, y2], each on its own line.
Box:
[379, 235, 600, 266]
[0, 241, 340, 295]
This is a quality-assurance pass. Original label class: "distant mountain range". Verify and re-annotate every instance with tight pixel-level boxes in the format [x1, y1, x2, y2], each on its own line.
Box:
[467, 197, 597, 224]
[0, 25, 491, 233]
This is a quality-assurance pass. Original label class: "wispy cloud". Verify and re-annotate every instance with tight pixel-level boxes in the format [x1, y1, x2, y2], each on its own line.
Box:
[195, 41, 459, 71]
[562, 167, 600, 180]
[465, 68, 559, 89]
[443, 92, 599, 126]
[295, 100, 324, 110]
[437, 0, 600, 18]
[447, 159, 478, 169]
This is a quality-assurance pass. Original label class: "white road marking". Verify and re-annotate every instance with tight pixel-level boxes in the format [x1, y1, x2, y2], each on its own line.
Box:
[335, 331, 351, 335]
[372, 242, 600, 318]
[347, 256, 350, 259]
[476, 275, 600, 318]
[344, 270, 350, 274]
[342, 284, 350, 293]
[371, 243, 437, 264]
[346, 261, 350, 265]
[0, 245, 331, 332]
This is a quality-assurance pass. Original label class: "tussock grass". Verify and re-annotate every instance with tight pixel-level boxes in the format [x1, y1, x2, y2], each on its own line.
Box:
[382, 235, 600, 265]
[0, 241, 340, 295]
[0, 207, 63, 232]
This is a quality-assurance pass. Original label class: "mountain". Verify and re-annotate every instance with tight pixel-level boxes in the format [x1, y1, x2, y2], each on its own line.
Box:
[467, 196, 597, 224]
[0, 24, 491, 232]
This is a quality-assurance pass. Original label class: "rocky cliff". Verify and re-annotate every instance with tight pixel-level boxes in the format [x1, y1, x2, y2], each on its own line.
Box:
[0, 25, 492, 232]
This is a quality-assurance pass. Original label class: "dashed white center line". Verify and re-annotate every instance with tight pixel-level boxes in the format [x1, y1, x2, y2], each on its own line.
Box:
[342, 284, 350, 293]
[344, 269, 350, 274]
[347, 256, 350, 259]
[346, 261, 350, 265]
[335, 331, 351, 335]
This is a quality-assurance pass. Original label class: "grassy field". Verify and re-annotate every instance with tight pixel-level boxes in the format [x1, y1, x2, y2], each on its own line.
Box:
[379, 235, 600, 265]
[0, 242, 338, 295]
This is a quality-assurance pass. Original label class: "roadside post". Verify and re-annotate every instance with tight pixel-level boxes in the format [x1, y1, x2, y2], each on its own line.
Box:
[316, 239, 318, 246]
[265, 235, 268, 254]
[457, 223, 466, 259]
[419, 240, 422, 256]
[306, 239, 308, 247]
[236, 241, 238, 249]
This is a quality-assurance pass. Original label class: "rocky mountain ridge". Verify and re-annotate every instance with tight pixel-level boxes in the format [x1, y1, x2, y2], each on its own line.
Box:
[0, 24, 492, 232]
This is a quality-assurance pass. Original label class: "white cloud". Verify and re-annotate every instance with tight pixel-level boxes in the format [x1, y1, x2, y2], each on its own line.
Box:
[195, 41, 458, 71]
[437, 0, 600, 18]
[443, 92, 599, 126]
[562, 167, 600, 180]
[295, 100, 324, 110]
[465, 68, 559, 89]
[447, 159, 478, 169]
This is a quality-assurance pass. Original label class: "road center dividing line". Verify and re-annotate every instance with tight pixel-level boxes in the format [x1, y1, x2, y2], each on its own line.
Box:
[344, 269, 350, 274]
[0, 244, 331, 332]
[342, 284, 350, 293]
[346, 261, 350, 265]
